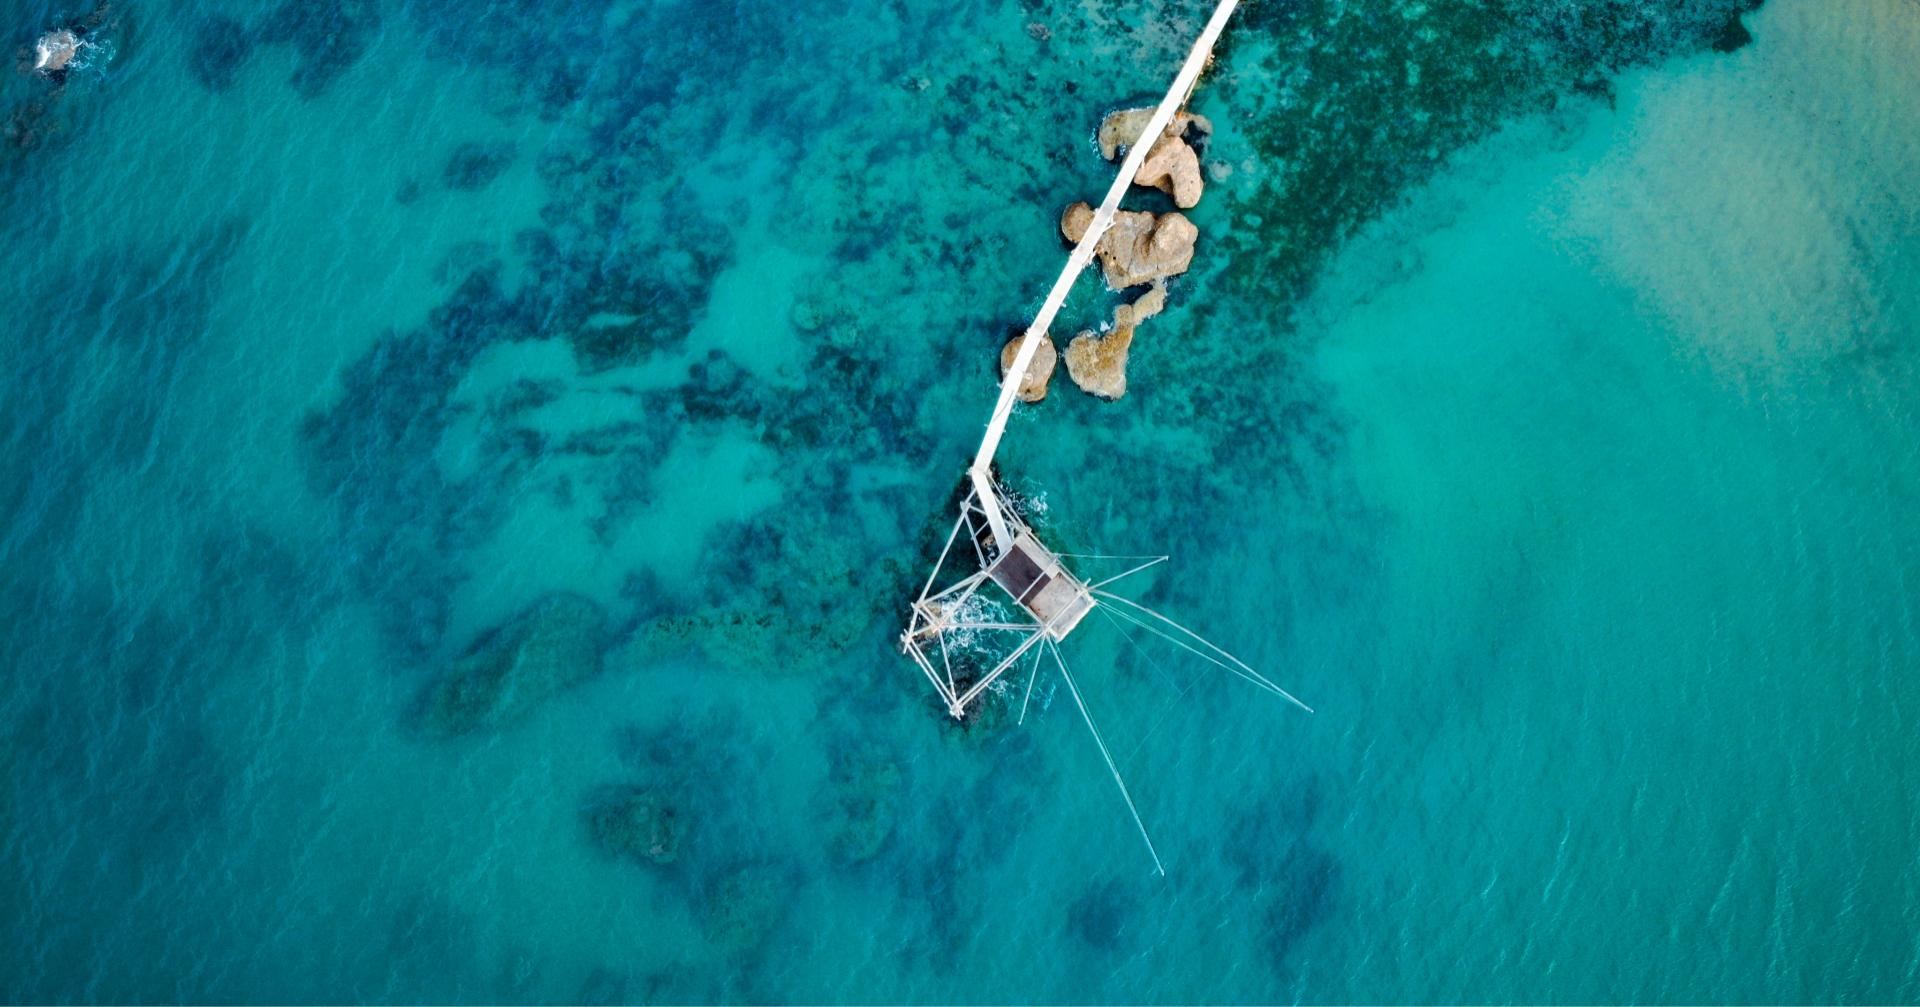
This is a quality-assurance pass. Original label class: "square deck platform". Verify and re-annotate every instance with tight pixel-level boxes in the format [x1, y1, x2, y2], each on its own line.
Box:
[987, 532, 1094, 639]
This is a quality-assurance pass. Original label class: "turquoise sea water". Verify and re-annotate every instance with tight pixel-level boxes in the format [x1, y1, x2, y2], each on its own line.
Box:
[3, 0, 1919, 1001]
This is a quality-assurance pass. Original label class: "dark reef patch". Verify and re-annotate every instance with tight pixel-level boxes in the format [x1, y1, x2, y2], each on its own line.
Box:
[1712, 2, 1765, 53]
[299, 325, 476, 657]
[258, 0, 381, 99]
[1066, 879, 1137, 950]
[442, 141, 517, 192]
[1, 221, 249, 565]
[1259, 844, 1339, 963]
[699, 860, 798, 956]
[187, 15, 251, 93]
[589, 713, 773, 874]
[818, 737, 904, 864]
[1224, 777, 1340, 969]
[624, 508, 913, 680]
[584, 783, 683, 866]
[0, 569, 296, 884]
[581, 712, 805, 976]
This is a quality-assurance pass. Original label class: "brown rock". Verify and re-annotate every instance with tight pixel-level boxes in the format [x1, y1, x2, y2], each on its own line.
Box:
[1060, 202, 1196, 290]
[1096, 107, 1214, 160]
[1060, 201, 1096, 244]
[1134, 213, 1199, 285]
[1115, 280, 1168, 327]
[999, 332, 1057, 403]
[1097, 108, 1154, 161]
[1064, 325, 1135, 400]
[1136, 133, 1205, 208]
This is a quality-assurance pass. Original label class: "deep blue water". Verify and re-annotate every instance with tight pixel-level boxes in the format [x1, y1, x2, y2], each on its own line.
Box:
[3, 0, 1918, 1002]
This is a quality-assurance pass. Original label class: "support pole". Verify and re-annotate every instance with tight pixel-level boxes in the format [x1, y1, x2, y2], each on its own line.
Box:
[1052, 639, 1166, 875]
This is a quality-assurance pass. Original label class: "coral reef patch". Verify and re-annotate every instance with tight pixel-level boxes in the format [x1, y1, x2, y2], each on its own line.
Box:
[700, 862, 794, 955]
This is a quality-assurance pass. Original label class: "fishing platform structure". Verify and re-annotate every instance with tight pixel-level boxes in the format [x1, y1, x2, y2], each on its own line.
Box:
[898, 0, 1310, 874]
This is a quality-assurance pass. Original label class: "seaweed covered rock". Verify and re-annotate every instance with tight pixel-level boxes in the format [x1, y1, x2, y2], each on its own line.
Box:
[998, 332, 1056, 403]
[584, 783, 682, 866]
[418, 593, 606, 736]
[1063, 325, 1134, 400]
[1067, 879, 1135, 949]
[1060, 202, 1197, 290]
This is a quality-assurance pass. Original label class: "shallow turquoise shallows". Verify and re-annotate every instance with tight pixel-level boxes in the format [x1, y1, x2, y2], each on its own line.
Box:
[3, 0, 1918, 1002]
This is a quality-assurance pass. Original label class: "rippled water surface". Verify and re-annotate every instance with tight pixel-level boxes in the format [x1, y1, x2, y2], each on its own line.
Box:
[3, 0, 1918, 1001]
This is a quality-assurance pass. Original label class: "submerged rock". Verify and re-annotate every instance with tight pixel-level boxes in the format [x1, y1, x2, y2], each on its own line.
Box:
[584, 784, 682, 865]
[1063, 324, 1133, 400]
[418, 593, 606, 737]
[1061, 201, 1197, 290]
[259, 0, 383, 99]
[619, 513, 899, 679]
[998, 332, 1056, 403]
